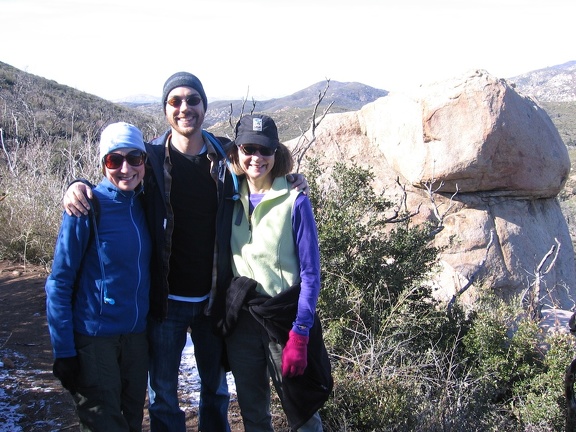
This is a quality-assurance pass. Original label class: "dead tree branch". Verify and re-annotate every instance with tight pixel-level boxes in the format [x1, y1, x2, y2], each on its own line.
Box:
[423, 178, 459, 237]
[227, 87, 257, 131]
[1, 115, 20, 177]
[447, 230, 495, 313]
[0, 128, 15, 175]
[523, 238, 561, 319]
[293, 79, 333, 173]
[382, 177, 421, 223]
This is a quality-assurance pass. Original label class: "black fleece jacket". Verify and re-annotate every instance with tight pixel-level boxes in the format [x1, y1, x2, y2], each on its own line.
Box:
[144, 130, 233, 320]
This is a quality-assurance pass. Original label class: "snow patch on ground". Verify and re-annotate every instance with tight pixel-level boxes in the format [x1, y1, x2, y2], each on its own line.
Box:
[0, 386, 24, 432]
[181, 338, 237, 406]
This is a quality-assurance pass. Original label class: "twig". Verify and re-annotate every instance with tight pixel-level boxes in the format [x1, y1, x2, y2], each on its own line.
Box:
[523, 238, 561, 320]
[294, 79, 333, 172]
[59, 423, 80, 430]
[0, 331, 13, 349]
[447, 230, 494, 313]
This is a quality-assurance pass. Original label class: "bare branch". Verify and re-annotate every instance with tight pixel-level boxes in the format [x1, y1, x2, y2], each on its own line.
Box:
[447, 230, 495, 313]
[522, 238, 561, 319]
[227, 87, 258, 134]
[425, 180, 458, 225]
[537, 237, 561, 276]
[227, 103, 234, 130]
[0, 128, 16, 176]
[383, 203, 422, 224]
[382, 177, 422, 223]
[0, 331, 13, 350]
[1, 114, 20, 177]
[293, 79, 333, 173]
[422, 173, 459, 238]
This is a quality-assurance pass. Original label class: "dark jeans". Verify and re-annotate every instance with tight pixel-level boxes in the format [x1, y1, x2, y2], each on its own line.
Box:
[147, 299, 230, 432]
[73, 331, 148, 432]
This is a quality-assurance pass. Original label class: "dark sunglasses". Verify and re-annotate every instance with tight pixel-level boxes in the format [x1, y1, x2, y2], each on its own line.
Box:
[103, 150, 147, 169]
[166, 95, 203, 108]
[239, 145, 276, 157]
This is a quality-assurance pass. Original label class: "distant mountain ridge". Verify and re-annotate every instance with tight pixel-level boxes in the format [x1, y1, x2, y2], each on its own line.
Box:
[120, 61, 576, 108]
[109, 62, 576, 142]
[124, 80, 389, 131]
[1, 59, 575, 143]
[120, 81, 388, 108]
[509, 60, 576, 102]
[206, 81, 388, 131]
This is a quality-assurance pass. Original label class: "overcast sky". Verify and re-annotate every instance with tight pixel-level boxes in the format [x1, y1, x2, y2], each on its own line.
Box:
[1, 0, 574, 101]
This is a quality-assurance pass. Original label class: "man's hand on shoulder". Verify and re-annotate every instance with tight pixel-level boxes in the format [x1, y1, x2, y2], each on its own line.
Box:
[63, 181, 93, 217]
[287, 173, 309, 195]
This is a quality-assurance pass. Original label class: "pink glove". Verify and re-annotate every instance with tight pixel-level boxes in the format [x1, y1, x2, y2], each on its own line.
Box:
[282, 330, 309, 377]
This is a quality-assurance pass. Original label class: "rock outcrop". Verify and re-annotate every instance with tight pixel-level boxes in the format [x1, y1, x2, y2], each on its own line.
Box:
[288, 69, 575, 313]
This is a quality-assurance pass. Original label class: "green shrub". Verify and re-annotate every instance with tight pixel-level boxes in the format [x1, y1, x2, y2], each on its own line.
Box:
[302, 159, 575, 431]
[462, 292, 543, 403]
[512, 332, 575, 430]
[306, 159, 442, 347]
[321, 369, 415, 431]
[305, 160, 471, 430]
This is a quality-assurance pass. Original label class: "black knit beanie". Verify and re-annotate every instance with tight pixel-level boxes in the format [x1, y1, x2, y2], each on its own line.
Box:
[161, 72, 208, 112]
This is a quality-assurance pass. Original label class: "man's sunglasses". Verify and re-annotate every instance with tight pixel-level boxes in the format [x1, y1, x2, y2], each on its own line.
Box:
[239, 145, 276, 157]
[166, 95, 203, 108]
[103, 150, 147, 169]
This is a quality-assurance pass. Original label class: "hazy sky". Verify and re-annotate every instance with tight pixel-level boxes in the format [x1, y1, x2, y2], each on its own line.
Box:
[1, 0, 574, 101]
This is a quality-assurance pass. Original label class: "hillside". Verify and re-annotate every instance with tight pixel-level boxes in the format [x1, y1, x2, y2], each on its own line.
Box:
[509, 60, 576, 146]
[509, 60, 576, 102]
[0, 61, 164, 146]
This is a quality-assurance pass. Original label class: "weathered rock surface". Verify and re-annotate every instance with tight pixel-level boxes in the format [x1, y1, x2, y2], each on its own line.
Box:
[288, 69, 576, 312]
[363, 70, 570, 197]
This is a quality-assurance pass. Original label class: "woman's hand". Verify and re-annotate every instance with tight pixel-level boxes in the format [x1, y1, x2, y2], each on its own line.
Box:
[282, 330, 309, 377]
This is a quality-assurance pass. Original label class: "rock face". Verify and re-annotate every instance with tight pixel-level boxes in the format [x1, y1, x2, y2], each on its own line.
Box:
[289, 70, 576, 311]
[363, 70, 570, 197]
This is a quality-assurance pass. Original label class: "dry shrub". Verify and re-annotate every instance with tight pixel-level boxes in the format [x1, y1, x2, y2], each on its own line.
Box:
[0, 136, 100, 265]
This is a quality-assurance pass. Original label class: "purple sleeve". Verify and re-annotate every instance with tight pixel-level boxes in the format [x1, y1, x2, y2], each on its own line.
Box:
[292, 193, 320, 336]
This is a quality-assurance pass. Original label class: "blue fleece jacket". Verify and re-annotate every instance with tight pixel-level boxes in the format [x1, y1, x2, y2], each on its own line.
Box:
[46, 177, 151, 358]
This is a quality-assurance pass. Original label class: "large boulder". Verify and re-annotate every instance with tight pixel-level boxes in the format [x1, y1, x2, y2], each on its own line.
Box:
[361, 70, 570, 198]
[288, 69, 576, 312]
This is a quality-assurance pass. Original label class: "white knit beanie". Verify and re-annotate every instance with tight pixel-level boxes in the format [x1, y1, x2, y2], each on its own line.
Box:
[99, 122, 146, 162]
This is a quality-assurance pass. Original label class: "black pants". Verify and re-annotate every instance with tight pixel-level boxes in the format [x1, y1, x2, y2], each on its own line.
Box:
[73, 332, 148, 432]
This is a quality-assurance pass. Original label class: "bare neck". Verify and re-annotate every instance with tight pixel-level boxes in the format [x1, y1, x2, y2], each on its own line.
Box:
[170, 130, 205, 155]
[247, 176, 273, 194]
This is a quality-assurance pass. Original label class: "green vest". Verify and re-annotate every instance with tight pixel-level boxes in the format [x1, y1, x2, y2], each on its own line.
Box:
[231, 176, 301, 297]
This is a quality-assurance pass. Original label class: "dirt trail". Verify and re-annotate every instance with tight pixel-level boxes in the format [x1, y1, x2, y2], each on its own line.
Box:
[0, 260, 254, 431]
[0, 260, 78, 431]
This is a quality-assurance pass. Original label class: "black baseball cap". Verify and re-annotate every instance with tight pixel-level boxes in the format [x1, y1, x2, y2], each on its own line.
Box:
[234, 114, 280, 149]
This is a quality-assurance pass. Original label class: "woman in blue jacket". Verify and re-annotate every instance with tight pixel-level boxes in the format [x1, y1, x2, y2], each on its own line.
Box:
[45, 122, 152, 432]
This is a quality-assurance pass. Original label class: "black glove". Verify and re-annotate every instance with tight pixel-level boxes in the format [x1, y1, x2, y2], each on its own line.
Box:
[53, 356, 80, 394]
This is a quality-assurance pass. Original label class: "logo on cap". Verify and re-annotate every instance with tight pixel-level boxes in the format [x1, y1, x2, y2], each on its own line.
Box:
[252, 118, 263, 132]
